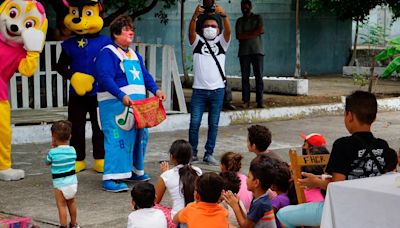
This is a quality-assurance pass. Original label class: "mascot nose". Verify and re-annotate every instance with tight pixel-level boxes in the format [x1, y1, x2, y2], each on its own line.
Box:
[72, 18, 81, 24]
[10, 24, 19, 32]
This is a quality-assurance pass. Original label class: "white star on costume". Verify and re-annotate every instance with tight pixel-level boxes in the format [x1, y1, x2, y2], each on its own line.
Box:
[130, 66, 140, 80]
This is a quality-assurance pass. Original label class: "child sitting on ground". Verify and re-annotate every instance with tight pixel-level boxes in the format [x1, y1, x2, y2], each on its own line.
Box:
[219, 171, 247, 227]
[128, 182, 167, 228]
[300, 133, 330, 202]
[271, 161, 297, 228]
[247, 125, 281, 161]
[173, 172, 229, 227]
[45, 120, 79, 228]
[224, 154, 278, 228]
[220, 152, 253, 210]
[154, 139, 202, 227]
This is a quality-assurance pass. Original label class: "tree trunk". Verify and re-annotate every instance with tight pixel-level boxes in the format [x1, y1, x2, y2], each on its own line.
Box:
[180, 0, 190, 86]
[368, 56, 376, 93]
[294, 0, 301, 78]
[348, 20, 359, 66]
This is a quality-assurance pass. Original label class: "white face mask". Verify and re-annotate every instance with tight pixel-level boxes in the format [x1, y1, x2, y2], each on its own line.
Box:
[203, 27, 218, 40]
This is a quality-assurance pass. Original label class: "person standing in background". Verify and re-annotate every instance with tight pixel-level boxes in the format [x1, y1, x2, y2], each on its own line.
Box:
[188, 3, 232, 166]
[236, 0, 265, 109]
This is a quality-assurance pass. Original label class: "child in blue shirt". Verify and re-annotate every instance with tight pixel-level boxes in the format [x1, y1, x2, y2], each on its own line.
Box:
[224, 154, 278, 228]
[45, 120, 79, 228]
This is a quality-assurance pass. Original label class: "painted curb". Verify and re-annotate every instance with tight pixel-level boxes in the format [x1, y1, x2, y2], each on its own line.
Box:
[12, 97, 400, 144]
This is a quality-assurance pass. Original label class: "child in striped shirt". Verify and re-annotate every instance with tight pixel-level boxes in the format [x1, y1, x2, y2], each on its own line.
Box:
[45, 120, 79, 228]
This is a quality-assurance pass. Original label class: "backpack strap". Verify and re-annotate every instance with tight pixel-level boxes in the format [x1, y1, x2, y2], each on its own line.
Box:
[202, 36, 226, 84]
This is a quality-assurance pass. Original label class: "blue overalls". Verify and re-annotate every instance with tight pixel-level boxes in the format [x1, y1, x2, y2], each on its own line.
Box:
[97, 45, 148, 181]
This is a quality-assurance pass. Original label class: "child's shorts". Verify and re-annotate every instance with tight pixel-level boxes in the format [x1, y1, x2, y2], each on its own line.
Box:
[57, 184, 77, 200]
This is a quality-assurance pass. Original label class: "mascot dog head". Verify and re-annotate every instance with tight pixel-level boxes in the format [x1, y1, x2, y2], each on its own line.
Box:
[0, 0, 47, 46]
[63, 0, 103, 35]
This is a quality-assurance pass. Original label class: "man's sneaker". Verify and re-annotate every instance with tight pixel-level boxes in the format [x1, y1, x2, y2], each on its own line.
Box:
[242, 102, 250, 109]
[125, 172, 151, 182]
[192, 155, 199, 162]
[203, 155, 219, 166]
[69, 223, 80, 228]
[257, 103, 266, 109]
[223, 103, 237, 110]
[102, 180, 129, 192]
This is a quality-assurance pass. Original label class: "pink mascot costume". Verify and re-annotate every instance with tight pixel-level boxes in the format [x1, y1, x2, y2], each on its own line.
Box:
[0, 0, 48, 181]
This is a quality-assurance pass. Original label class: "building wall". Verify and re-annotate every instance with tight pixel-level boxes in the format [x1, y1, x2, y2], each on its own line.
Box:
[111, 0, 352, 76]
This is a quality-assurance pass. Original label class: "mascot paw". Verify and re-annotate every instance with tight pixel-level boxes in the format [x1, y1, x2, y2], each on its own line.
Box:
[75, 161, 86, 173]
[22, 28, 46, 52]
[71, 73, 95, 96]
[93, 159, 104, 173]
[0, 168, 25, 181]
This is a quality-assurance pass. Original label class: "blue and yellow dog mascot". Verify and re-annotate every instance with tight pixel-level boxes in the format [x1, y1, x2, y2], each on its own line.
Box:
[0, 0, 47, 181]
[56, 0, 111, 173]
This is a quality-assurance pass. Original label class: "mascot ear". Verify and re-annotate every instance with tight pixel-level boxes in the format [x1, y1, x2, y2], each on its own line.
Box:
[62, 0, 69, 7]
[0, 0, 10, 13]
[98, 1, 104, 12]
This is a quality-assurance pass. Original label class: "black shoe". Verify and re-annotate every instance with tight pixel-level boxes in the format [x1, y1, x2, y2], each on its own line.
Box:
[257, 103, 266, 109]
[223, 103, 237, 110]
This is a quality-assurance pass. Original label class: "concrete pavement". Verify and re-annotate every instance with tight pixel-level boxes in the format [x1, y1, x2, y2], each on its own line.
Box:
[2, 111, 400, 227]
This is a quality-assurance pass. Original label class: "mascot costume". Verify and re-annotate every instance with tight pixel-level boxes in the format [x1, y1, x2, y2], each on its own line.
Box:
[0, 0, 47, 181]
[56, 0, 111, 173]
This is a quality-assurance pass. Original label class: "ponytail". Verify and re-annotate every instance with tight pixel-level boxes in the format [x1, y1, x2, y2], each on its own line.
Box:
[168, 139, 200, 205]
[287, 179, 298, 205]
[179, 164, 200, 205]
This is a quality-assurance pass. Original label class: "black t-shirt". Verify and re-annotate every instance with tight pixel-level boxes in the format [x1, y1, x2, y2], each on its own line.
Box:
[325, 132, 390, 180]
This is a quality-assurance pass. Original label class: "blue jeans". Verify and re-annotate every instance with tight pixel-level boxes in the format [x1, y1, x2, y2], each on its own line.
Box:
[189, 88, 224, 157]
[276, 202, 324, 228]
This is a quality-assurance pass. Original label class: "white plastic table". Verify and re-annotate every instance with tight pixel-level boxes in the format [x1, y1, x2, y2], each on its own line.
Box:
[321, 173, 400, 228]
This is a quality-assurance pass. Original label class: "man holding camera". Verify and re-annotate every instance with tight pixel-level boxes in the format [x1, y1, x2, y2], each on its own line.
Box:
[236, 0, 265, 109]
[188, 3, 231, 165]
[195, 0, 235, 111]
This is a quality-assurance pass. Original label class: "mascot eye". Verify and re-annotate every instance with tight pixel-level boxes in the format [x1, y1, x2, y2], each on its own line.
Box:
[71, 8, 78, 16]
[9, 8, 18, 18]
[25, 19, 35, 28]
[85, 10, 93, 16]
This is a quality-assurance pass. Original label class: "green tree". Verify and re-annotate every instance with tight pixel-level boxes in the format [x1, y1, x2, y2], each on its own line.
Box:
[104, 0, 176, 26]
[375, 36, 400, 78]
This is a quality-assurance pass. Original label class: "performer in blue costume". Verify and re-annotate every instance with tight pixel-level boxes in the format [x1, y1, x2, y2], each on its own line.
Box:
[56, 0, 111, 173]
[95, 15, 166, 192]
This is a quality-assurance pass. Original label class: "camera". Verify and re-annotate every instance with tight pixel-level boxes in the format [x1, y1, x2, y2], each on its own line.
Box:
[201, 4, 216, 14]
[201, 0, 216, 14]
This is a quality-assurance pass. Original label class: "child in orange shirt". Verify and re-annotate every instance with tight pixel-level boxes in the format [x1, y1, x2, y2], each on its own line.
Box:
[173, 172, 229, 227]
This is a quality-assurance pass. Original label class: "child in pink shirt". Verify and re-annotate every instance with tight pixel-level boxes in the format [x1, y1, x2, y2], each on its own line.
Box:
[220, 152, 253, 210]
